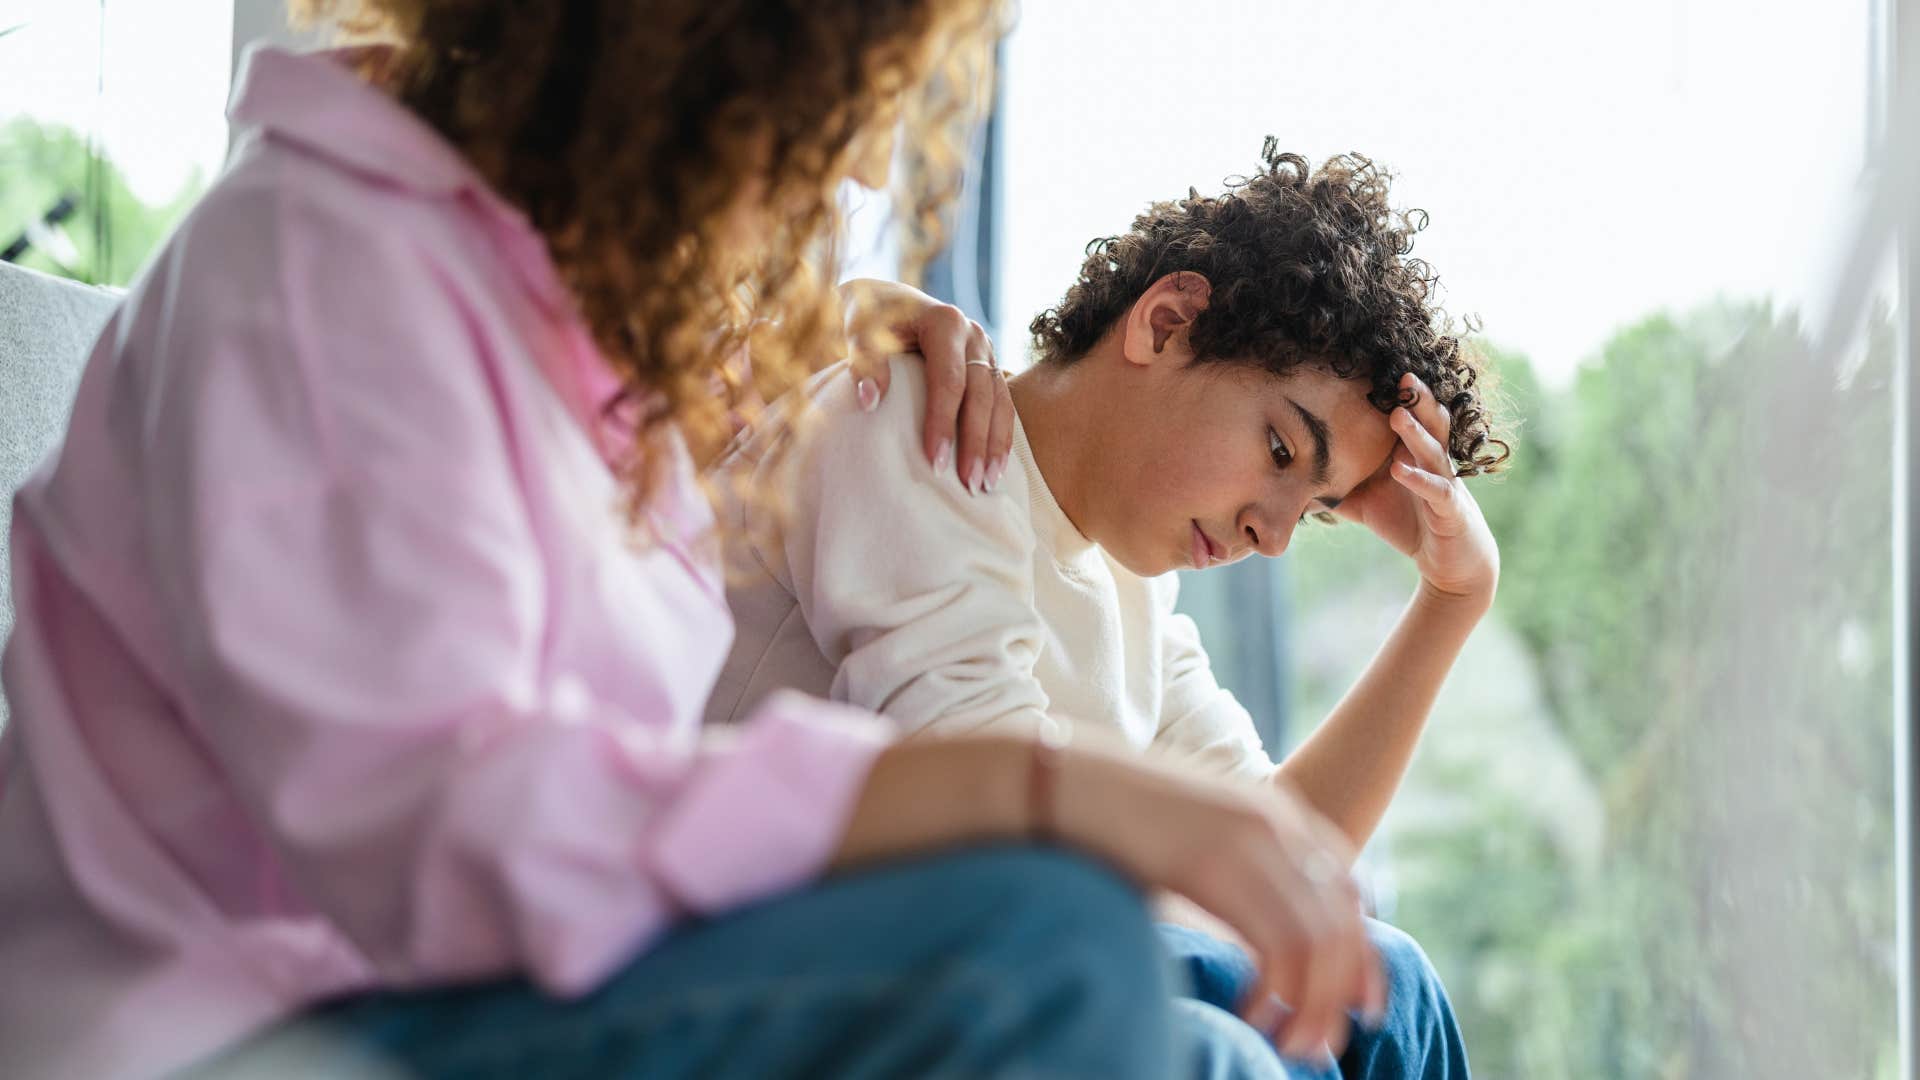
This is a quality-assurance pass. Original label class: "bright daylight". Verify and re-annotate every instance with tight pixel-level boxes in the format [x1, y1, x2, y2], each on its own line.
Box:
[2, 2, 1915, 1078]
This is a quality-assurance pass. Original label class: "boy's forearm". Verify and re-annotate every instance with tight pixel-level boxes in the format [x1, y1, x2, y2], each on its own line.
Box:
[1273, 582, 1491, 859]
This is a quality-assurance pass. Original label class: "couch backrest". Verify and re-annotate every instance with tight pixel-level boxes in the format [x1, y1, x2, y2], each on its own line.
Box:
[1, 262, 120, 725]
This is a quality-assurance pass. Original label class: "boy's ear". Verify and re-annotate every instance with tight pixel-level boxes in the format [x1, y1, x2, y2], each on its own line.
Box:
[1124, 271, 1213, 366]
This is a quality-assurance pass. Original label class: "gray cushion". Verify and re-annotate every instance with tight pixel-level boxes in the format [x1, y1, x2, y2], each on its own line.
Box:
[1, 262, 120, 725]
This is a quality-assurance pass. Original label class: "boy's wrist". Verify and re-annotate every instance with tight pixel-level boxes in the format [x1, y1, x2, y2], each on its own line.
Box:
[1414, 576, 1497, 618]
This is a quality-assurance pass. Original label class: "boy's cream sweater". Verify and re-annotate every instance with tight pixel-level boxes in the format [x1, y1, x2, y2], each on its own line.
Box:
[705, 357, 1276, 784]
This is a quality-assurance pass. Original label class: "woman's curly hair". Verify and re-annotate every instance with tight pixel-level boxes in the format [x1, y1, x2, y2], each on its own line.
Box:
[1031, 139, 1510, 477]
[291, 0, 1005, 522]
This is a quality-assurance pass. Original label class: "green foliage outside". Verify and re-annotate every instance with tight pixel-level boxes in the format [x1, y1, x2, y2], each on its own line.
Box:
[0, 118, 204, 286]
[1282, 303, 1898, 1078]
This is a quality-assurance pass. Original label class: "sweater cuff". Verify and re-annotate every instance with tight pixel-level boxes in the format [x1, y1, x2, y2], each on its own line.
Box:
[650, 691, 890, 914]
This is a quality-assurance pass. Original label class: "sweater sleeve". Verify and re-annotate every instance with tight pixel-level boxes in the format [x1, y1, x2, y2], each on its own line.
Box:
[1147, 574, 1280, 784]
[733, 357, 1055, 737]
[136, 186, 889, 996]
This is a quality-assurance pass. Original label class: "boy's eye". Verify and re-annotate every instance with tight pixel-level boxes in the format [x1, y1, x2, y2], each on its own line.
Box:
[1268, 426, 1293, 470]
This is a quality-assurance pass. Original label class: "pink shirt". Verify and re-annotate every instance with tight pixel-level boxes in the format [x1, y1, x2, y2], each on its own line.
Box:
[0, 45, 887, 1080]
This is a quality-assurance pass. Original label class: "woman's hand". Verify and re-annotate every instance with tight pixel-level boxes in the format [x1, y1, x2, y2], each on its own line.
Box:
[833, 734, 1382, 1060]
[1057, 743, 1386, 1061]
[837, 278, 1014, 493]
[1334, 372, 1500, 606]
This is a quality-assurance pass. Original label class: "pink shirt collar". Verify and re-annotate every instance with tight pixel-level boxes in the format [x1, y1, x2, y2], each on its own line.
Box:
[228, 45, 571, 315]
[231, 45, 489, 202]
[230, 45, 632, 460]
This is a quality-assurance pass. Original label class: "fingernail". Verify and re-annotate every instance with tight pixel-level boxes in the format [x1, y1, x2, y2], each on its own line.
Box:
[966, 458, 985, 494]
[933, 438, 952, 473]
[1280, 1031, 1314, 1061]
[856, 378, 880, 412]
[1242, 995, 1284, 1034]
[985, 457, 1006, 493]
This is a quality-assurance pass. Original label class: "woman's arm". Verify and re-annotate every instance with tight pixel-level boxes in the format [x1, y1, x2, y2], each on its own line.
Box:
[1273, 373, 1500, 857]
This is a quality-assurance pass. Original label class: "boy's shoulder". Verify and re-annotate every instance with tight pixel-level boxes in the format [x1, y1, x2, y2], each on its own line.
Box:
[719, 354, 1034, 528]
[724, 354, 922, 468]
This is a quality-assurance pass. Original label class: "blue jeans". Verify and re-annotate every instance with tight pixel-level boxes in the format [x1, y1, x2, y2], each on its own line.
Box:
[194, 846, 1298, 1078]
[1158, 920, 1472, 1079]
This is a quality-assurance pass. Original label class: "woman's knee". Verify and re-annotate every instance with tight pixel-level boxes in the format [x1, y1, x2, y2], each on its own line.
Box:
[900, 846, 1176, 1075]
[938, 846, 1165, 983]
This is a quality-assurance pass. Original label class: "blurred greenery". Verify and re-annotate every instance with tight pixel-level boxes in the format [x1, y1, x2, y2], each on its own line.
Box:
[1279, 302, 1899, 1078]
[0, 117, 203, 286]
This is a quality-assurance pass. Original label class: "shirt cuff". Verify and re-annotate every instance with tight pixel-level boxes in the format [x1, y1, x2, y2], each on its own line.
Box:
[649, 690, 891, 914]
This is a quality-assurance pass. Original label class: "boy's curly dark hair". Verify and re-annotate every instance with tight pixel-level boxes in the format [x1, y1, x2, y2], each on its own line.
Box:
[1030, 139, 1509, 477]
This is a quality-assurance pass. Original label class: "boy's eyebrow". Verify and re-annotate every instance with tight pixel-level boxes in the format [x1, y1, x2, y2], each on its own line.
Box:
[1286, 397, 1332, 488]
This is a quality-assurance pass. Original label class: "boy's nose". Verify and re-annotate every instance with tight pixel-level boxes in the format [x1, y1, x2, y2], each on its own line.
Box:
[1239, 508, 1295, 559]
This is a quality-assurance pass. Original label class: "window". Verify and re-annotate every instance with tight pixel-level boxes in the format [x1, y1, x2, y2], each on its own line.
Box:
[1, 1, 233, 285]
[993, 2, 1901, 1075]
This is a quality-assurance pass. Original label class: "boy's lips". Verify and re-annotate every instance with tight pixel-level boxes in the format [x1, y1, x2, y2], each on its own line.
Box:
[1190, 521, 1225, 568]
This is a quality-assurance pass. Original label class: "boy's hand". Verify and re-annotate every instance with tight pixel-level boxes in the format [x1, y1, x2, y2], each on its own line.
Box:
[1335, 373, 1499, 605]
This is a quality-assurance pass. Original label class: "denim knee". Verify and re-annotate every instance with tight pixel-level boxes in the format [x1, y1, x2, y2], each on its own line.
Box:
[1365, 920, 1445, 1017]
[1169, 998, 1294, 1080]
[933, 846, 1174, 1075]
[962, 846, 1167, 988]
[1344, 919, 1471, 1079]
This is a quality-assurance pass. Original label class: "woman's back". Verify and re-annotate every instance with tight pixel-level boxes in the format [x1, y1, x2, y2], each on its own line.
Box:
[0, 47, 885, 1080]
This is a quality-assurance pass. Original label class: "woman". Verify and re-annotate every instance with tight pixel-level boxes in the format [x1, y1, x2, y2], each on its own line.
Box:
[0, 3, 1381, 1077]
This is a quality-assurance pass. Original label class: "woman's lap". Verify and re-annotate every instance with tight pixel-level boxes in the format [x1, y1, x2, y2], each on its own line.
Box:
[199, 846, 1178, 1079]
[199, 848, 1463, 1079]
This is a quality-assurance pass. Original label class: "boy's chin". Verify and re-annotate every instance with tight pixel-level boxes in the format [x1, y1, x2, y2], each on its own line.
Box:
[1110, 544, 1178, 579]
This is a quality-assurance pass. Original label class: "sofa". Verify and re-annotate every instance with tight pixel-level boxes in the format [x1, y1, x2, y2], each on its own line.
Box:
[0, 261, 121, 727]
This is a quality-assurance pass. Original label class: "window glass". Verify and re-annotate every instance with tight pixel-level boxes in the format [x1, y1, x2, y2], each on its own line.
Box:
[999, 3, 1898, 1075]
[2, 2, 233, 285]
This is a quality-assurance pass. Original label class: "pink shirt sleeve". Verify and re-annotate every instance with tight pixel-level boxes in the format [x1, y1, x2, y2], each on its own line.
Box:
[139, 181, 887, 996]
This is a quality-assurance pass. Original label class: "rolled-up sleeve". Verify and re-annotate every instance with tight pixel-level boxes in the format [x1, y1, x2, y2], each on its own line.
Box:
[138, 182, 886, 997]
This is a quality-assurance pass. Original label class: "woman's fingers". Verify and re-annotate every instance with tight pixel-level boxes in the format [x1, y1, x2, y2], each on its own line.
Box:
[837, 278, 1010, 490]
[912, 304, 973, 473]
[1272, 829, 1370, 1060]
[840, 279, 912, 411]
[1360, 929, 1389, 1025]
[846, 351, 891, 413]
[953, 322, 1002, 491]
[982, 366, 1015, 492]
[1273, 911, 1345, 1060]
[1217, 820, 1369, 1062]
